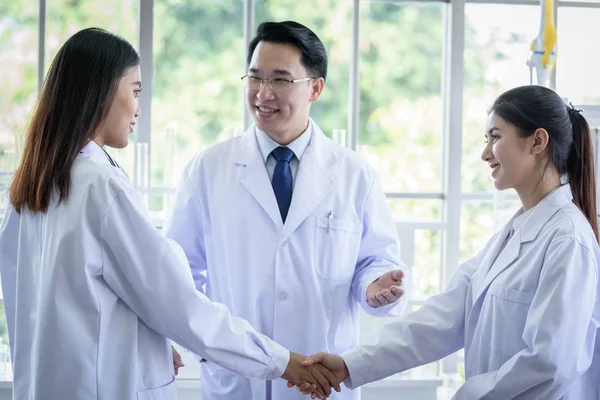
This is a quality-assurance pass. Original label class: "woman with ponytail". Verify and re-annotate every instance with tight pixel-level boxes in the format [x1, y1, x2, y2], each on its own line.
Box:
[297, 85, 600, 400]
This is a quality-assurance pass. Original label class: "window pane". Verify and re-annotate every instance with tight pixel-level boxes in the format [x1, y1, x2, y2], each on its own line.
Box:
[46, 0, 137, 70]
[396, 223, 442, 298]
[383, 199, 444, 300]
[387, 199, 442, 299]
[359, 1, 444, 192]
[254, 0, 352, 140]
[151, 0, 245, 194]
[493, 189, 522, 228]
[0, 0, 38, 179]
[147, 191, 176, 223]
[0, 0, 38, 380]
[459, 195, 520, 265]
[462, 5, 539, 193]
[45, 1, 138, 175]
[0, 303, 9, 380]
[411, 229, 441, 298]
[556, 8, 600, 105]
[460, 201, 495, 264]
[387, 198, 442, 221]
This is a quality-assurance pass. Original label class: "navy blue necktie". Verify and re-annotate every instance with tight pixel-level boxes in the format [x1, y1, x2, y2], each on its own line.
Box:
[271, 146, 294, 222]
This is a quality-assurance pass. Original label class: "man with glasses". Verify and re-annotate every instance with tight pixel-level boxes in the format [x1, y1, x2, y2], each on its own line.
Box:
[164, 20, 408, 400]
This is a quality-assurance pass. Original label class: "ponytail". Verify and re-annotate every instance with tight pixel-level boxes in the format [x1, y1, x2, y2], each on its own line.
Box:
[567, 107, 599, 243]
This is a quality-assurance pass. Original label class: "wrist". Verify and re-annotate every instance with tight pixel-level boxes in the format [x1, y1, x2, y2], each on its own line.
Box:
[343, 361, 350, 381]
[281, 351, 296, 381]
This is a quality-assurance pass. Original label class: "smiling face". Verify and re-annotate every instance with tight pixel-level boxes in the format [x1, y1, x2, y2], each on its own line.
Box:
[246, 41, 324, 145]
[481, 112, 539, 192]
[94, 66, 142, 149]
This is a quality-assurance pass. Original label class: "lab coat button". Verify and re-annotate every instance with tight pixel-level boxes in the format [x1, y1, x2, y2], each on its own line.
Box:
[279, 293, 288, 301]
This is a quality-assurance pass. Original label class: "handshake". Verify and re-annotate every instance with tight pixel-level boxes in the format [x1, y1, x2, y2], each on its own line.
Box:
[283, 351, 349, 399]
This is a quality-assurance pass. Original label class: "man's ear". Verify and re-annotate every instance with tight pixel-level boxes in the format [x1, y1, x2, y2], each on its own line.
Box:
[310, 77, 325, 102]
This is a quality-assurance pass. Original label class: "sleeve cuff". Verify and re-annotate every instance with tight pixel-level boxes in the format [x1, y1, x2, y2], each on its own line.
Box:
[364, 296, 407, 317]
[341, 347, 372, 389]
[260, 346, 291, 380]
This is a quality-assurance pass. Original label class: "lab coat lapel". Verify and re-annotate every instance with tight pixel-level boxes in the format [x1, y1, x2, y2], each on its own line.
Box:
[282, 123, 336, 238]
[472, 185, 572, 303]
[235, 127, 283, 229]
[466, 208, 518, 307]
[476, 232, 522, 299]
[466, 185, 574, 353]
[470, 221, 514, 289]
[465, 221, 520, 349]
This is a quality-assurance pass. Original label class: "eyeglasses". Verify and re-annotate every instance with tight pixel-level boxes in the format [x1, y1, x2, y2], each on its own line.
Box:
[241, 74, 315, 92]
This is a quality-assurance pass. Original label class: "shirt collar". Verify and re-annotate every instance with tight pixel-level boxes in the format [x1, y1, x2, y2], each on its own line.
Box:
[254, 121, 312, 163]
[512, 207, 532, 232]
[512, 185, 567, 232]
[78, 140, 116, 167]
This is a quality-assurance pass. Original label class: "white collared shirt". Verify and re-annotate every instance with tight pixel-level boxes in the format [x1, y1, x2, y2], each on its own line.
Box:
[254, 122, 312, 188]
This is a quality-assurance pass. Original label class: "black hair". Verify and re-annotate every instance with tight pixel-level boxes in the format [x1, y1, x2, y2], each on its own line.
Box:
[11, 27, 140, 213]
[247, 21, 328, 81]
[490, 85, 598, 241]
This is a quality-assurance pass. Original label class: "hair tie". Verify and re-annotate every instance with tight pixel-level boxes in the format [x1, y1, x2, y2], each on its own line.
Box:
[567, 102, 583, 121]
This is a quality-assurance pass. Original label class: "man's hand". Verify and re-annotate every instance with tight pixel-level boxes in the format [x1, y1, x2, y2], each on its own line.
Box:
[366, 269, 404, 307]
[287, 352, 350, 398]
[172, 346, 185, 376]
[282, 352, 341, 399]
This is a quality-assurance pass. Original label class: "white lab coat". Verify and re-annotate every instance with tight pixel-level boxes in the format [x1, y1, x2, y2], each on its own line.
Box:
[342, 184, 600, 400]
[0, 141, 289, 400]
[163, 121, 408, 400]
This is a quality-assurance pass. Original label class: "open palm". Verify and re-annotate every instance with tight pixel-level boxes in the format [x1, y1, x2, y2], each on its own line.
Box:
[366, 269, 404, 307]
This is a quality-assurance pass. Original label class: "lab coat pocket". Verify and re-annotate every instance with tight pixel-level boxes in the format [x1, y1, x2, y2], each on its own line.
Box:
[314, 216, 362, 281]
[488, 284, 534, 357]
[136, 376, 177, 400]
